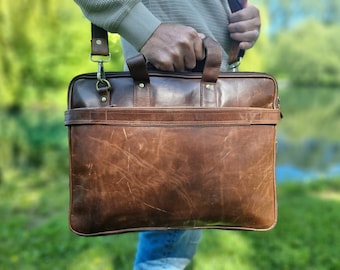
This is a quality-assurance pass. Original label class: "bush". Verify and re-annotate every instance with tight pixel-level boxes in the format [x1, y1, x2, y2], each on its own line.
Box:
[267, 20, 340, 87]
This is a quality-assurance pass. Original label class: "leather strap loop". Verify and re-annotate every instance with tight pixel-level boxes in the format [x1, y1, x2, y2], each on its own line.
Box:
[91, 24, 109, 56]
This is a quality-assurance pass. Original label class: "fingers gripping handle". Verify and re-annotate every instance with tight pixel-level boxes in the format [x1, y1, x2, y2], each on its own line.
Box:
[126, 37, 222, 83]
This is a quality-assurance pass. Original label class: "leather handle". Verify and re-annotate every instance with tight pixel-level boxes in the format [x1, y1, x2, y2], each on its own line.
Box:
[126, 37, 222, 83]
[126, 54, 150, 84]
[201, 37, 222, 82]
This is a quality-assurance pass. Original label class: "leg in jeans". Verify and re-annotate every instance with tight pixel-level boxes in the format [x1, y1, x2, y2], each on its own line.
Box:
[133, 229, 202, 270]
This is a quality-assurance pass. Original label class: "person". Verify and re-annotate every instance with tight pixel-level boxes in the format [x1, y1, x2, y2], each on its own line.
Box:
[74, 0, 261, 269]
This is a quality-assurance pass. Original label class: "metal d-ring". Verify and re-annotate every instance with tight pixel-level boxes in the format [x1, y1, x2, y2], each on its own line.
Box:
[95, 60, 111, 92]
[96, 78, 111, 92]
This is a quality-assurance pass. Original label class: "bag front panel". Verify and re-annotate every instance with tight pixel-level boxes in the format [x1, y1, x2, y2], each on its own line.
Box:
[69, 123, 277, 235]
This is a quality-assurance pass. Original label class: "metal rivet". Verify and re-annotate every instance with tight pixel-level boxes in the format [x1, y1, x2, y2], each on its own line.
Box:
[96, 39, 102, 45]
[101, 96, 107, 103]
[138, 83, 145, 88]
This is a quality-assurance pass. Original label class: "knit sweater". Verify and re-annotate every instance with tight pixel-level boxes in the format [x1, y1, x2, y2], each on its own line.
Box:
[74, 0, 232, 70]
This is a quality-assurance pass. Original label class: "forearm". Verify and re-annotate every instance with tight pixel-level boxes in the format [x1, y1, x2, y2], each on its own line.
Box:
[74, 0, 161, 51]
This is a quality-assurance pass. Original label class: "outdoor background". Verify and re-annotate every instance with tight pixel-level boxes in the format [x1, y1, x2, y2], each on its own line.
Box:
[1, 0, 340, 269]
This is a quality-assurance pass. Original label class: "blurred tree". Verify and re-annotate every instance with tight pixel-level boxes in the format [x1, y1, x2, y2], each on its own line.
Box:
[259, 0, 340, 33]
[0, 0, 123, 171]
[267, 20, 340, 86]
[0, 0, 123, 110]
[299, 0, 340, 25]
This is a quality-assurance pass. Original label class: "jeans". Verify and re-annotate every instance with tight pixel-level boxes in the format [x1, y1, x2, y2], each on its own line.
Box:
[133, 229, 202, 270]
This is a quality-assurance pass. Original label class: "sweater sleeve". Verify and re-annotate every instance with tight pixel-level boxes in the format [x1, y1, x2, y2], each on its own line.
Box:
[74, 0, 161, 51]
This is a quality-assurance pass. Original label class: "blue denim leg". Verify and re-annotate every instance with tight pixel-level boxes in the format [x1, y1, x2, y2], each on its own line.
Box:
[133, 229, 202, 270]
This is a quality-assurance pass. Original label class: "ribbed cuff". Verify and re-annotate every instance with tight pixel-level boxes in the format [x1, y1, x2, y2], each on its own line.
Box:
[118, 2, 161, 51]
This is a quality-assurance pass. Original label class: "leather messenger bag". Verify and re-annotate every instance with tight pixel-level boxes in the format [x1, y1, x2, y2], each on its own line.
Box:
[65, 21, 281, 236]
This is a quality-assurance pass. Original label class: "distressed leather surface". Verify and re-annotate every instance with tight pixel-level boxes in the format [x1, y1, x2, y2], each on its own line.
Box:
[66, 68, 280, 236]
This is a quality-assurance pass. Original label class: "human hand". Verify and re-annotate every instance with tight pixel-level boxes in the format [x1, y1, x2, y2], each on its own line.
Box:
[140, 23, 206, 71]
[228, 0, 261, 50]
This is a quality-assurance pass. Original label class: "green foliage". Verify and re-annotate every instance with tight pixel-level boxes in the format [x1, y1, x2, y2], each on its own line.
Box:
[239, 4, 270, 72]
[278, 87, 340, 141]
[276, 85, 340, 175]
[0, 0, 123, 110]
[0, 109, 68, 173]
[267, 20, 340, 86]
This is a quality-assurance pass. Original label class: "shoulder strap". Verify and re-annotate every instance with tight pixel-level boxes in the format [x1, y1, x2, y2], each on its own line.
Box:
[227, 0, 245, 66]
[91, 0, 245, 66]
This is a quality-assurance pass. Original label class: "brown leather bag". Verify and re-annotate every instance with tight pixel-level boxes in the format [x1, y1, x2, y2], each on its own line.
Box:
[65, 27, 281, 236]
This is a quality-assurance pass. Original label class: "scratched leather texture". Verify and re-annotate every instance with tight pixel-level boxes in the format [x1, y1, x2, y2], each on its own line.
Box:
[65, 57, 280, 236]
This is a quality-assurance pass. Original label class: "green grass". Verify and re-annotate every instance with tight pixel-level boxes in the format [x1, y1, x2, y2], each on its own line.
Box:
[1, 166, 340, 269]
[193, 179, 340, 269]
[0, 169, 137, 270]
